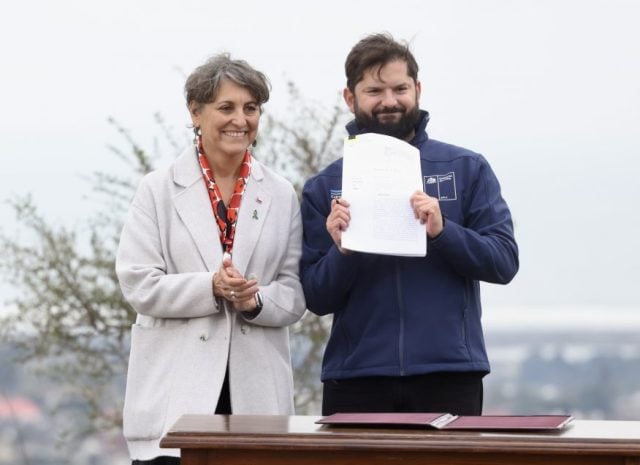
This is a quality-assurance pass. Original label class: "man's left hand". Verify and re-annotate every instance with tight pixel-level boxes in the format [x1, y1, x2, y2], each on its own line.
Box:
[410, 191, 444, 239]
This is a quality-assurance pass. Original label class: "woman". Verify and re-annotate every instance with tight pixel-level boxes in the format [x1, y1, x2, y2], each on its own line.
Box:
[116, 54, 306, 464]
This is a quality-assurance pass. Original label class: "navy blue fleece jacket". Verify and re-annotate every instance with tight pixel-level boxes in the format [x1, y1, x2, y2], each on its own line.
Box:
[300, 111, 519, 381]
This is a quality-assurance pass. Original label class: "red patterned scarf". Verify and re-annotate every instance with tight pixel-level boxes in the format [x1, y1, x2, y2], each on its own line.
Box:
[196, 135, 251, 254]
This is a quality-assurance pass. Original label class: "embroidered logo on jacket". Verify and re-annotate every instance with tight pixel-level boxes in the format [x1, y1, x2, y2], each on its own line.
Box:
[424, 172, 457, 201]
[329, 189, 342, 200]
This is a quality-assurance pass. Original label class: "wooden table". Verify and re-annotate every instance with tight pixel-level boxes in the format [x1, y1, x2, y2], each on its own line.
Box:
[161, 414, 640, 465]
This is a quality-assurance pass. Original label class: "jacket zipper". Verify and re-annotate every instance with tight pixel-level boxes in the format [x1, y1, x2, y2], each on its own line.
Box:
[395, 260, 405, 375]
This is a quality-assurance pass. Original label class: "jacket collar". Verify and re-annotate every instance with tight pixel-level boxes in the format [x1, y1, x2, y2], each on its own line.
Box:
[171, 146, 270, 275]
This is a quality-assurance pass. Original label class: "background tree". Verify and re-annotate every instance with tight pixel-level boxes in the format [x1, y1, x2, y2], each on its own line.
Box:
[257, 83, 347, 413]
[0, 86, 348, 445]
[0, 114, 179, 439]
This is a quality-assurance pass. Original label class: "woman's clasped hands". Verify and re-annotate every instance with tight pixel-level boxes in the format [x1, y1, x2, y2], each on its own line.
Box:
[213, 253, 259, 312]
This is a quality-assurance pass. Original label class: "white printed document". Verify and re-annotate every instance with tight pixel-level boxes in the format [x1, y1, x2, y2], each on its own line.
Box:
[341, 133, 427, 257]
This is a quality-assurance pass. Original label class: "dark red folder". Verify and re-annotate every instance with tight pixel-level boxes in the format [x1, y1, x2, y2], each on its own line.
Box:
[316, 413, 573, 431]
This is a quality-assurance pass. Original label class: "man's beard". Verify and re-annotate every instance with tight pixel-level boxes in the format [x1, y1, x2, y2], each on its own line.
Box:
[354, 102, 421, 140]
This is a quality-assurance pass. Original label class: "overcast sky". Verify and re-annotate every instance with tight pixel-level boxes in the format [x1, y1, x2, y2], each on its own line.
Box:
[1, 0, 639, 314]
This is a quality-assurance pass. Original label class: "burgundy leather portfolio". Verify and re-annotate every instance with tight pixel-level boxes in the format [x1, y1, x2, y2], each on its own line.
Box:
[316, 413, 573, 431]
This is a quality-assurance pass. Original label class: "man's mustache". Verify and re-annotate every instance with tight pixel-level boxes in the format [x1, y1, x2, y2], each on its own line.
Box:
[374, 106, 406, 115]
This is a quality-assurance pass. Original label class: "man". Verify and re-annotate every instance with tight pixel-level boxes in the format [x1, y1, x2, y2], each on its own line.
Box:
[300, 33, 519, 416]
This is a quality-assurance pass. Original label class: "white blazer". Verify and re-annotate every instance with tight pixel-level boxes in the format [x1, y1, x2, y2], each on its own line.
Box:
[115, 146, 306, 460]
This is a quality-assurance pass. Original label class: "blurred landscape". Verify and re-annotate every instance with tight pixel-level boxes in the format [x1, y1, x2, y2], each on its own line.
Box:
[483, 306, 640, 419]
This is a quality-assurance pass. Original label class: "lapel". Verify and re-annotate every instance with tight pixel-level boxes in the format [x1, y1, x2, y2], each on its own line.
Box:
[172, 147, 222, 272]
[231, 158, 271, 277]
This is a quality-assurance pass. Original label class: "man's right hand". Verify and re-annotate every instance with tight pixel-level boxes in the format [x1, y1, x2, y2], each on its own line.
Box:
[326, 198, 353, 255]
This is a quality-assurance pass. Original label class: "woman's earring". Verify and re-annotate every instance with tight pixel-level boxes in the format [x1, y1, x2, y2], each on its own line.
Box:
[252, 138, 257, 148]
[192, 126, 201, 144]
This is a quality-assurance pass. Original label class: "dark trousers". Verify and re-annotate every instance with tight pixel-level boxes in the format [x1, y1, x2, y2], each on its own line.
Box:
[132, 458, 179, 465]
[322, 371, 484, 416]
[132, 369, 232, 465]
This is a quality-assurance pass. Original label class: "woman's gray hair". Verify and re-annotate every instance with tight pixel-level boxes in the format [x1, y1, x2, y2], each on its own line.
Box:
[185, 53, 270, 114]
